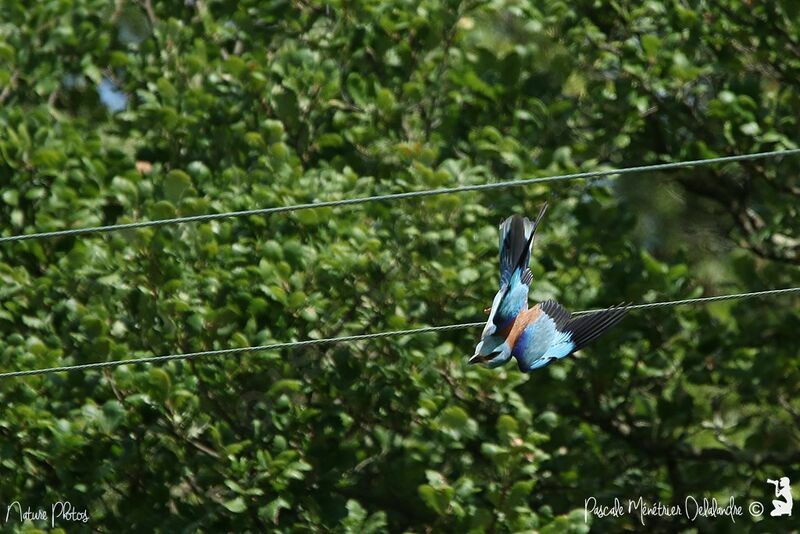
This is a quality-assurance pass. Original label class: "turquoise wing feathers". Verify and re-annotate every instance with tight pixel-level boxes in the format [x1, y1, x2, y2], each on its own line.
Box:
[471, 204, 628, 373]
[512, 300, 628, 372]
[481, 203, 548, 339]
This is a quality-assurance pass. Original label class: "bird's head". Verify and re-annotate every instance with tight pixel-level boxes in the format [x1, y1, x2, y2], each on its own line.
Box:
[469, 336, 512, 368]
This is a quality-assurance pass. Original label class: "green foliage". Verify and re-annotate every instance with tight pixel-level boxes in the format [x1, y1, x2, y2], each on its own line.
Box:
[1, 0, 799, 531]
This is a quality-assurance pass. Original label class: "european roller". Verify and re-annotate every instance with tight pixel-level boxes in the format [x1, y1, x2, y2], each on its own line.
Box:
[470, 207, 627, 372]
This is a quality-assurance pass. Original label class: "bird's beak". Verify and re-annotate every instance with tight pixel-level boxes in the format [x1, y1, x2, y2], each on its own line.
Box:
[468, 354, 483, 365]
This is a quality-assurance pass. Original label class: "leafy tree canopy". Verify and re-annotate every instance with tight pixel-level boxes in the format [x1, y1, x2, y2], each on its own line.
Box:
[0, 0, 798, 531]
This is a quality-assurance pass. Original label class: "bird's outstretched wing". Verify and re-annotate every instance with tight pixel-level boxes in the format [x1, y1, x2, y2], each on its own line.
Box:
[482, 203, 548, 338]
[511, 300, 628, 372]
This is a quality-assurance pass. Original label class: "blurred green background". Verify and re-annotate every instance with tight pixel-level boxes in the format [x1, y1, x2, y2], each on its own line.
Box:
[1, 0, 799, 531]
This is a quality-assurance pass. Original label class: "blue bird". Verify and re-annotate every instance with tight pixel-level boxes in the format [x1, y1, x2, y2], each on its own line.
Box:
[470, 209, 628, 372]
[472, 203, 548, 362]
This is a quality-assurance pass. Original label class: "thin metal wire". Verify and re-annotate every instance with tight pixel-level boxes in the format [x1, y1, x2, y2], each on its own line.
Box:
[573, 286, 800, 315]
[2, 148, 798, 244]
[2, 286, 798, 379]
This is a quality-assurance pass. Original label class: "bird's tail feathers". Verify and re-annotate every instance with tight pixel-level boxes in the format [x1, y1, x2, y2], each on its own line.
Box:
[531, 201, 548, 233]
[499, 202, 548, 286]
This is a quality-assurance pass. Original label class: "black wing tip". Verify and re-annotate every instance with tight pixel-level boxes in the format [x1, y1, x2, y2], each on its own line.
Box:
[565, 303, 628, 351]
[540, 299, 571, 329]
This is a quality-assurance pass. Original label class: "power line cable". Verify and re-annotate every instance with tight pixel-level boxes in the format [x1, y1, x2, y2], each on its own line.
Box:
[1, 148, 798, 244]
[573, 286, 800, 314]
[2, 286, 797, 379]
